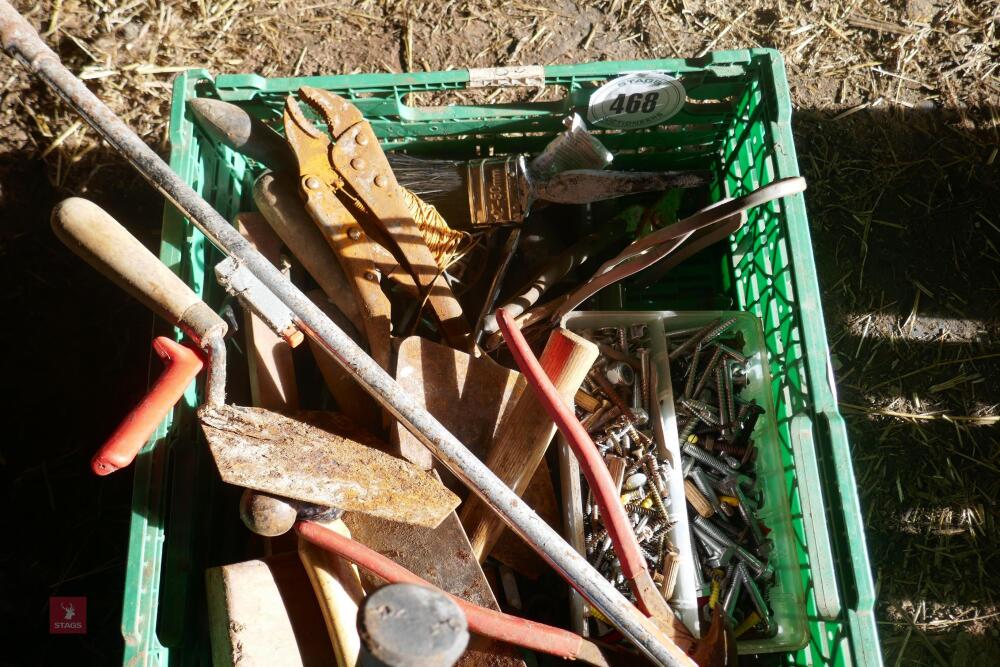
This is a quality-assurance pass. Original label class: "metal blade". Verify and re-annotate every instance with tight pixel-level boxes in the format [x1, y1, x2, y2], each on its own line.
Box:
[200, 405, 460, 529]
[534, 169, 713, 203]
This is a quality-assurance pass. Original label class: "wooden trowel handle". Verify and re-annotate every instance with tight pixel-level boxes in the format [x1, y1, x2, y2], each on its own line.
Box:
[51, 197, 226, 342]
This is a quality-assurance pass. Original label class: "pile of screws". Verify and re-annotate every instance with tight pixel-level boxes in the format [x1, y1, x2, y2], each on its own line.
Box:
[668, 318, 776, 639]
[575, 325, 680, 607]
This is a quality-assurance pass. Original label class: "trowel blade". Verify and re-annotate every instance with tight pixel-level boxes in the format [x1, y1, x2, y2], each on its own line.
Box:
[199, 404, 459, 529]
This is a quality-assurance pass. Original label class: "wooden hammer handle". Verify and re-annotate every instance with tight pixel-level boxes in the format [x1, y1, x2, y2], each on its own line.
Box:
[297, 520, 365, 667]
[51, 197, 226, 342]
[460, 328, 598, 561]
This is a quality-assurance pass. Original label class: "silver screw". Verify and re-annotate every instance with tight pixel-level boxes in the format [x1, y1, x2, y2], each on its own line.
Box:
[703, 317, 738, 343]
[691, 467, 725, 515]
[690, 345, 724, 398]
[722, 562, 745, 617]
[692, 516, 772, 579]
[715, 365, 729, 434]
[714, 342, 748, 365]
[680, 398, 721, 426]
[681, 442, 733, 476]
[667, 318, 721, 360]
[639, 348, 651, 408]
[721, 475, 766, 547]
[738, 562, 775, 635]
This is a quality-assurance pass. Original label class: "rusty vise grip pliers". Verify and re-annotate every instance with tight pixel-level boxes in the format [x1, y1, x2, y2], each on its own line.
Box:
[283, 87, 472, 357]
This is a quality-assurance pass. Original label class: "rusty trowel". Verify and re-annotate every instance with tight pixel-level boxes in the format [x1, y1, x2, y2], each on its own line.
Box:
[51, 197, 458, 532]
[199, 405, 459, 529]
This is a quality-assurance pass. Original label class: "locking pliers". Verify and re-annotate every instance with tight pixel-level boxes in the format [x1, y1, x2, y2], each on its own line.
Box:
[283, 87, 471, 354]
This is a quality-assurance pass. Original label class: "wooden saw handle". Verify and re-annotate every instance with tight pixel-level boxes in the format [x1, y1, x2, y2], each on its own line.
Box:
[51, 197, 226, 342]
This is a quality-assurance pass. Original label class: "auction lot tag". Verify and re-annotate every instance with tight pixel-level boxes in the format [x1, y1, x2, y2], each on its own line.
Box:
[587, 72, 686, 129]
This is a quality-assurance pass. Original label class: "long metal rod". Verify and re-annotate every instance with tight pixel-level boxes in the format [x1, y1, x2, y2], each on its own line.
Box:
[0, 5, 687, 666]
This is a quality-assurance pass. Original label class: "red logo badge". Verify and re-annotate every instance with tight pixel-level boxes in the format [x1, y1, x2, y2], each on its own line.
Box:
[50, 597, 86, 634]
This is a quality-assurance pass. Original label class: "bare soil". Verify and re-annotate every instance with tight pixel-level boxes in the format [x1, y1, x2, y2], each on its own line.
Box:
[1, 0, 997, 664]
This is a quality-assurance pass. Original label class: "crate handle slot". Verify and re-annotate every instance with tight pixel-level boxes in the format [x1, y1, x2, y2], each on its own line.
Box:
[467, 65, 546, 88]
[790, 413, 842, 620]
[817, 409, 880, 613]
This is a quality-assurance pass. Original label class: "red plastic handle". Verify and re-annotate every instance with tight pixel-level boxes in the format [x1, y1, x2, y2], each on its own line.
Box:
[495, 310, 650, 584]
[91, 337, 203, 476]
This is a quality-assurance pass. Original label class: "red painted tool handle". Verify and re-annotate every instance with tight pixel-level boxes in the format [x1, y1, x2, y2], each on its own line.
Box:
[295, 520, 586, 660]
[495, 309, 649, 582]
[91, 337, 203, 476]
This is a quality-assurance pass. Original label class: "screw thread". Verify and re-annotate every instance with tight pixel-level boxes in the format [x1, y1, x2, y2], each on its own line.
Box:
[682, 442, 732, 475]
[646, 481, 670, 521]
[691, 345, 724, 398]
[713, 441, 748, 457]
[703, 317, 738, 343]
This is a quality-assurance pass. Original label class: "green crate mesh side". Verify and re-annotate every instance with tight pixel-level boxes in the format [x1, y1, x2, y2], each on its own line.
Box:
[122, 69, 245, 667]
[721, 52, 881, 666]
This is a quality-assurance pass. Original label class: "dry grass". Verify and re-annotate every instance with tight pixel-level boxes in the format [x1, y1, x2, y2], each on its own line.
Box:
[2, 0, 998, 663]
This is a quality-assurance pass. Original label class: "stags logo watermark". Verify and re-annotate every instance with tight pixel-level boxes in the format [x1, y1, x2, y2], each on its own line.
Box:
[49, 597, 86, 634]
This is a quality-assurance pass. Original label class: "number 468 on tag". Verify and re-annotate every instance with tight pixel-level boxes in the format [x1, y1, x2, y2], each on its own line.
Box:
[587, 72, 686, 130]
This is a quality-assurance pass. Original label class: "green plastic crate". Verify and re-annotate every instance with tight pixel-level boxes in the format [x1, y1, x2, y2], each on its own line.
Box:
[123, 50, 881, 666]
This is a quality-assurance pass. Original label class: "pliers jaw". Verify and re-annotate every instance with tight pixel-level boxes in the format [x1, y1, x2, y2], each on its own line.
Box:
[282, 87, 365, 147]
[298, 86, 365, 139]
[282, 93, 340, 192]
[281, 87, 474, 350]
[282, 92, 394, 251]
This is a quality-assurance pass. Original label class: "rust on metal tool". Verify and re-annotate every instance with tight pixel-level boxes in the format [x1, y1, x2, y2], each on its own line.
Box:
[534, 169, 713, 203]
[284, 88, 472, 350]
[393, 335, 523, 470]
[199, 405, 459, 528]
[392, 336, 556, 575]
[343, 511, 527, 667]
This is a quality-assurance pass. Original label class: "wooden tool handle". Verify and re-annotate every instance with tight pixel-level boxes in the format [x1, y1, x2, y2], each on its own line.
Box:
[306, 290, 382, 431]
[253, 172, 364, 325]
[51, 197, 226, 342]
[460, 328, 598, 561]
[298, 520, 365, 667]
[298, 520, 618, 666]
[236, 213, 300, 411]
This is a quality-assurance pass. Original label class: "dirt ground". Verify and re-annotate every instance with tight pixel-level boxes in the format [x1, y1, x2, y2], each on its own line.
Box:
[1, 0, 997, 665]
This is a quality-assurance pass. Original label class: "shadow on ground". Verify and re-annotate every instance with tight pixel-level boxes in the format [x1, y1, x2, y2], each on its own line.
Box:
[0, 148, 159, 666]
[796, 103, 999, 667]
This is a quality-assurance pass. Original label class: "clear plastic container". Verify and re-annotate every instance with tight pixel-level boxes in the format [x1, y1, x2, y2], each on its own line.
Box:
[560, 311, 700, 637]
[659, 310, 807, 654]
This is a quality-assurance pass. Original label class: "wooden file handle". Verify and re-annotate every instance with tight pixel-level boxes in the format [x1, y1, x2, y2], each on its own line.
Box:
[51, 197, 226, 342]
